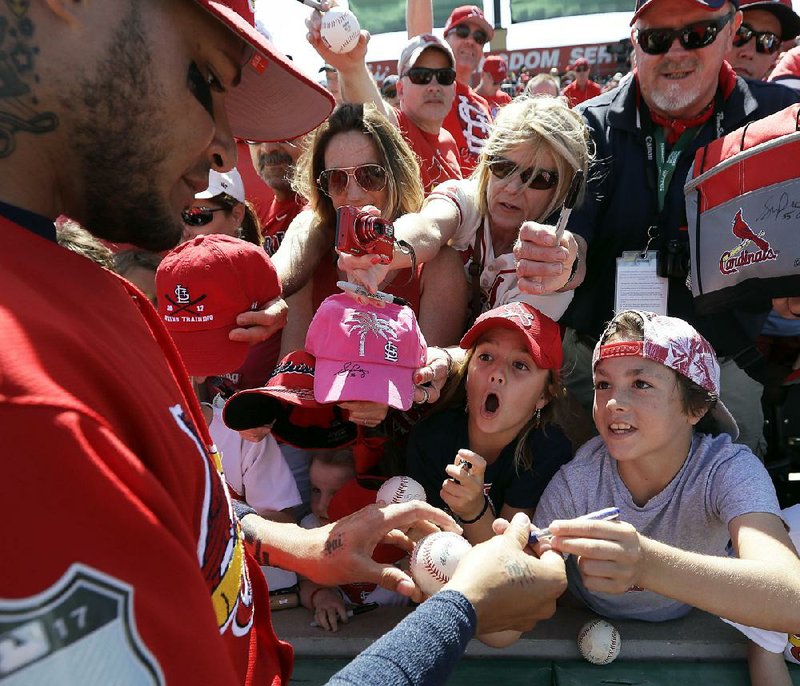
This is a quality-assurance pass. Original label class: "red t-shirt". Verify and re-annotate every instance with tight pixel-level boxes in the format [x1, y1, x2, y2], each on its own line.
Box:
[261, 194, 305, 256]
[442, 81, 493, 176]
[0, 214, 291, 685]
[483, 90, 512, 118]
[561, 79, 602, 108]
[395, 108, 462, 194]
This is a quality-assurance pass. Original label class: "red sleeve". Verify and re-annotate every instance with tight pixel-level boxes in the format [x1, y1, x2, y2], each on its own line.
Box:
[0, 405, 242, 685]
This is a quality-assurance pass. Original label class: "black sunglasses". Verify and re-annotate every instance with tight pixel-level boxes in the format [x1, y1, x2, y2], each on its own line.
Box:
[733, 23, 782, 54]
[181, 206, 228, 226]
[317, 164, 388, 196]
[447, 24, 489, 45]
[634, 13, 733, 55]
[403, 67, 457, 86]
[487, 156, 559, 190]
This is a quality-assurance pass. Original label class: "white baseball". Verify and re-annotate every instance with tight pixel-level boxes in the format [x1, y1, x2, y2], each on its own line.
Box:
[376, 475, 427, 505]
[410, 531, 472, 596]
[577, 619, 621, 665]
[320, 8, 361, 54]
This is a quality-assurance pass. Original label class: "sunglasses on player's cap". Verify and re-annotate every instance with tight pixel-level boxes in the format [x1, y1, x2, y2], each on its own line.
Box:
[192, 0, 333, 142]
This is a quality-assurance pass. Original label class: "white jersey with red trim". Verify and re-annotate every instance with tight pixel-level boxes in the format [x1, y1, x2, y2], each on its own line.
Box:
[426, 179, 573, 320]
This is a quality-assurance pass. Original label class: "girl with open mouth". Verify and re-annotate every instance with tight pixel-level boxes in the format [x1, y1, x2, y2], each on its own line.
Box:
[408, 302, 582, 545]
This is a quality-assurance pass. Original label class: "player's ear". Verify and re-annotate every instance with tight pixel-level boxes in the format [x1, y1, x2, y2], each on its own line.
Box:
[43, 0, 81, 25]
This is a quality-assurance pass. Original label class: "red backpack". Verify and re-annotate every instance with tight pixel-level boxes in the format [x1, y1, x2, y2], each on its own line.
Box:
[685, 103, 800, 314]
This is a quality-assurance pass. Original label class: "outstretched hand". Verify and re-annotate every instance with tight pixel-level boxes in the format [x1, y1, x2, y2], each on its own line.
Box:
[229, 297, 287, 345]
[307, 501, 461, 602]
[514, 223, 579, 294]
[445, 512, 567, 635]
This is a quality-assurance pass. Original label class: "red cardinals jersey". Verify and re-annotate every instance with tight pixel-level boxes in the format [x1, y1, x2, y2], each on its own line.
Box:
[0, 212, 291, 685]
[396, 109, 462, 194]
[442, 82, 492, 176]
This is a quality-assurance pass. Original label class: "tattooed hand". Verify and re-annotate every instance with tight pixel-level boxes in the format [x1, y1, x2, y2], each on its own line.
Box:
[444, 512, 567, 637]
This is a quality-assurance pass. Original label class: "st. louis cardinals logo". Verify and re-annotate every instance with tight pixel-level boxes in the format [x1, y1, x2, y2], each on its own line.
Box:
[719, 209, 778, 275]
[498, 304, 535, 329]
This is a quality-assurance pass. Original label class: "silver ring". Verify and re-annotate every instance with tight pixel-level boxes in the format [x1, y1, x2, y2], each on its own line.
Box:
[418, 386, 430, 405]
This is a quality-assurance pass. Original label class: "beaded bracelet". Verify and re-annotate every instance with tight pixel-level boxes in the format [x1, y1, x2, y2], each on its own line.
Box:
[433, 346, 454, 378]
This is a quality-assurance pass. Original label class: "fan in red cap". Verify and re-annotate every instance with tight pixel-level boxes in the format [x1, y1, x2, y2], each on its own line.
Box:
[561, 57, 601, 107]
[440, 5, 495, 174]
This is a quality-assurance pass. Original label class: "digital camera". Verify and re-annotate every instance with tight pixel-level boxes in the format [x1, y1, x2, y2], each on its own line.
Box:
[335, 206, 395, 265]
[657, 239, 690, 280]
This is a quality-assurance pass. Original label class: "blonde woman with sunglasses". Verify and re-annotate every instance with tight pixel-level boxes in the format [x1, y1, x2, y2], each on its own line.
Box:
[340, 95, 591, 325]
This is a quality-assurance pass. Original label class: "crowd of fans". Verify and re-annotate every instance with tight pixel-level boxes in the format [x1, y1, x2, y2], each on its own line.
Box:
[7, 0, 800, 684]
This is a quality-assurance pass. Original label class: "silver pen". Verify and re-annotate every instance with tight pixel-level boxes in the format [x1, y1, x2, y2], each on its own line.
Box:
[337, 280, 409, 306]
[528, 506, 620, 545]
[553, 169, 584, 241]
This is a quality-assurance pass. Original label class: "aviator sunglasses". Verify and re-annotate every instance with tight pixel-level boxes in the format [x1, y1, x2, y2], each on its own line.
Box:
[447, 24, 489, 45]
[181, 206, 228, 226]
[487, 156, 559, 190]
[634, 13, 733, 55]
[403, 67, 457, 86]
[733, 23, 782, 54]
[317, 164, 388, 196]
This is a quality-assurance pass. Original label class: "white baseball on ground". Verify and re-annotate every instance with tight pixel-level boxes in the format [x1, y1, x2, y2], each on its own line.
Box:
[577, 618, 621, 665]
[320, 7, 361, 54]
[376, 476, 427, 505]
[410, 531, 472, 596]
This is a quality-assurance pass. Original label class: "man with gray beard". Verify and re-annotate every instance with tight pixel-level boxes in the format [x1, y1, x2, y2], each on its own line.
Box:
[248, 138, 304, 255]
[513, 0, 799, 455]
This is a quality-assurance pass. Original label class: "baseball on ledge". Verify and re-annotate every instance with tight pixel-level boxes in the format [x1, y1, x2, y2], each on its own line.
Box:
[376, 476, 427, 505]
[577, 618, 621, 665]
[410, 531, 472, 596]
[320, 7, 361, 54]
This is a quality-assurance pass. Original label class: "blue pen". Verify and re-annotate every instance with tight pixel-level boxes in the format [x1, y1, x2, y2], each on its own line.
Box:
[528, 507, 620, 545]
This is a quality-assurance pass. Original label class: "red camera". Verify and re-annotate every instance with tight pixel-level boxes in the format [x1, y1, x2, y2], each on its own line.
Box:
[335, 206, 395, 265]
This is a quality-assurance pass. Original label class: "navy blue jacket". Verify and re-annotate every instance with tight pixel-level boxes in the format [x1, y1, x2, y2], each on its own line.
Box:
[563, 73, 799, 362]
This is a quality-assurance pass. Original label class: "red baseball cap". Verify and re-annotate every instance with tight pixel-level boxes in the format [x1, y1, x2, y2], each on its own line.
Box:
[593, 310, 739, 438]
[444, 5, 494, 39]
[739, 0, 800, 39]
[223, 350, 358, 449]
[482, 55, 508, 82]
[193, 0, 334, 141]
[631, 0, 738, 25]
[572, 57, 590, 69]
[157, 234, 281, 377]
[459, 302, 563, 371]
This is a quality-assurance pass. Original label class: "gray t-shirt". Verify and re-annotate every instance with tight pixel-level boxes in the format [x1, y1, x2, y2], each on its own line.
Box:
[534, 432, 781, 621]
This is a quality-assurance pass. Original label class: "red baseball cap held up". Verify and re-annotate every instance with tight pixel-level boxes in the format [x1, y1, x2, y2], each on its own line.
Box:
[157, 234, 281, 377]
[192, 0, 334, 141]
[459, 302, 564, 371]
[444, 5, 494, 39]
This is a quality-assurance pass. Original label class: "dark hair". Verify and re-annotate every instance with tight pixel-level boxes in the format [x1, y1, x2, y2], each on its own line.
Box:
[601, 311, 719, 429]
[113, 249, 162, 277]
[208, 193, 262, 247]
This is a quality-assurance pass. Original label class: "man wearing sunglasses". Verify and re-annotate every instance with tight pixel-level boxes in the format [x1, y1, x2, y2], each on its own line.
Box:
[406, 2, 494, 175]
[725, 0, 800, 81]
[0, 1, 568, 684]
[561, 57, 602, 108]
[515, 0, 799, 458]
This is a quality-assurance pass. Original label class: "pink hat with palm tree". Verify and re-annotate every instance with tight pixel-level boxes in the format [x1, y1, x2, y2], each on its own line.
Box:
[306, 294, 428, 411]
